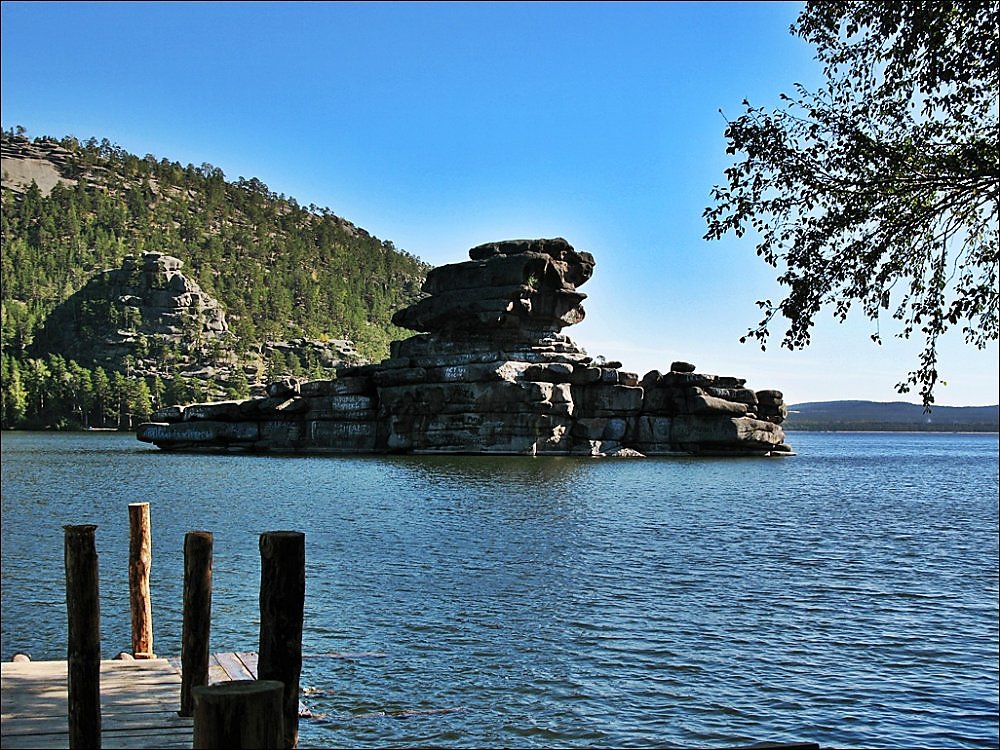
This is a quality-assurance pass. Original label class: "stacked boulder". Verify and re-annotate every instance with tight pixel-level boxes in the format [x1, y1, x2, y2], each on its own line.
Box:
[138, 238, 792, 457]
[633, 363, 788, 455]
[391, 238, 593, 335]
[377, 237, 634, 454]
[131, 252, 229, 337]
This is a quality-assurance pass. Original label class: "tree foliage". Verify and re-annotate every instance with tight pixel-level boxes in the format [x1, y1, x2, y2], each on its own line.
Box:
[704, 0, 998, 406]
[1, 128, 431, 428]
[1, 128, 428, 364]
[0, 352, 162, 430]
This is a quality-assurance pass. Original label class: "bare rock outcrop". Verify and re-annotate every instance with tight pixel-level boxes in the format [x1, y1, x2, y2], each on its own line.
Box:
[391, 238, 594, 334]
[32, 251, 230, 371]
[1, 135, 77, 196]
[138, 238, 792, 457]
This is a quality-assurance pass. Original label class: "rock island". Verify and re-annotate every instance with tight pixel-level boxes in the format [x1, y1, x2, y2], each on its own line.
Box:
[137, 238, 792, 457]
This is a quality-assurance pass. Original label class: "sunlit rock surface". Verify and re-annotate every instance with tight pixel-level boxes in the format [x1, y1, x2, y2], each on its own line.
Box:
[138, 239, 792, 457]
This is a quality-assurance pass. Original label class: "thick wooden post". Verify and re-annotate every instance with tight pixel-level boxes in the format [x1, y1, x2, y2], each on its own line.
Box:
[257, 531, 305, 749]
[128, 502, 154, 659]
[180, 531, 213, 717]
[64, 524, 101, 750]
[192, 680, 284, 749]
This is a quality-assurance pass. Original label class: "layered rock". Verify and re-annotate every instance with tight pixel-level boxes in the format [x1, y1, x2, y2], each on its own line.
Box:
[131, 252, 229, 336]
[138, 238, 793, 457]
[391, 238, 594, 334]
[265, 337, 363, 369]
[32, 251, 230, 370]
[1, 135, 77, 196]
[632, 367, 787, 455]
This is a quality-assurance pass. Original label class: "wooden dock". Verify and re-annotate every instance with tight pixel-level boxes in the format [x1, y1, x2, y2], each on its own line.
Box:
[1, 652, 295, 749]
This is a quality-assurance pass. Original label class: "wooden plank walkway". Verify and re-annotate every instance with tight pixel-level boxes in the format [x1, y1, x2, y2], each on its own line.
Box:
[1, 658, 191, 749]
[1, 653, 304, 750]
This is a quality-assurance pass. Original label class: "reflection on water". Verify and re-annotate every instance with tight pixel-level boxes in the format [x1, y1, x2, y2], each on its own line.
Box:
[1, 431, 997, 748]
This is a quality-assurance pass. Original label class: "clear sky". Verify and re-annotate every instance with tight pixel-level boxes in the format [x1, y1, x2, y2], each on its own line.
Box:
[2, 1, 997, 406]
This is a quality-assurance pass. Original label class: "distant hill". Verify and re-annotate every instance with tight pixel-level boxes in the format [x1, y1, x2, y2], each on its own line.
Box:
[1, 127, 430, 429]
[1, 130, 430, 363]
[785, 400, 1000, 432]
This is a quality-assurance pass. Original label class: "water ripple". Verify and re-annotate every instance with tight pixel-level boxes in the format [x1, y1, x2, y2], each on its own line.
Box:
[2, 431, 997, 748]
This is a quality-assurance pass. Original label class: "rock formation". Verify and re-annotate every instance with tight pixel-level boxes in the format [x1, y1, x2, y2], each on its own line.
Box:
[265, 337, 362, 369]
[138, 238, 793, 457]
[30, 250, 366, 401]
[1, 135, 77, 196]
[32, 251, 230, 369]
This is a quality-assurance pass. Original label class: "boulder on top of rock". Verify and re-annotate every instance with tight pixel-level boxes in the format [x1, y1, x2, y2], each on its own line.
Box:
[468, 238, 595, 281]
[392, 238, 595, 336]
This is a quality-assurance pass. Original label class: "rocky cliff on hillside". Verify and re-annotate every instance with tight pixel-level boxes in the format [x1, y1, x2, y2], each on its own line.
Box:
[1, 136, 77, 195]
[32, 251, 229, 369]
[31, 251, 366, 386]
[138, 238, 792, 457]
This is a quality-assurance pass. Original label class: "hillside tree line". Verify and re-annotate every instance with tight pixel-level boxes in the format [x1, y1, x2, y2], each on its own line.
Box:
[1, 128, 429, 429]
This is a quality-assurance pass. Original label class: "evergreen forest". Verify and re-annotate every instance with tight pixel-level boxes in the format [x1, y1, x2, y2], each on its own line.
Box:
[1, 127, 430, 430]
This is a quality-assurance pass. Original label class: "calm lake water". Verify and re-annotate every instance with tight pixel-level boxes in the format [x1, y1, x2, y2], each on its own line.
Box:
[1, 431, 997, 749]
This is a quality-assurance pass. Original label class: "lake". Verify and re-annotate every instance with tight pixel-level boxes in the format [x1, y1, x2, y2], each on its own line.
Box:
[1, 430, 997, 748]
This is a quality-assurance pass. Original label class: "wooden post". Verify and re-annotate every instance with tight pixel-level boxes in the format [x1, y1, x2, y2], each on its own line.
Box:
[128, 502, 154, 659]
[257, 531, 305, 749]
[180, 531, 213, 717]
[64, 524, 101, 750]
[192, 680, 284, 749]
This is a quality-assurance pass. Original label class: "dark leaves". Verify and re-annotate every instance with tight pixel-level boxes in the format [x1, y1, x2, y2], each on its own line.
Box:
[705, 0, 999, 407]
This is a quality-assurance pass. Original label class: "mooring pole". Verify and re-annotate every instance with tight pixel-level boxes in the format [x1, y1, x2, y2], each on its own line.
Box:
[257, 531, 305, 749]
[128, 502, 154, 659]
[180, 530, 213, 717]
[64, 524, 101, 749]
[192, 679, 285, 749]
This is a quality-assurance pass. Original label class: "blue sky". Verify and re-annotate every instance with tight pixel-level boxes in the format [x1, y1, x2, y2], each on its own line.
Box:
[2, 1, 997, 406]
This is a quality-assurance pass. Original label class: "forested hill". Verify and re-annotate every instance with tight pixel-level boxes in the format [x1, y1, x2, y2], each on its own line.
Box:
[1, 128, 430, 429]
[785, 401, 1000, 432]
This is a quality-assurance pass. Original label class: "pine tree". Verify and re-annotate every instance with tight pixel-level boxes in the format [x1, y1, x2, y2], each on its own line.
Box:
[91, 367, 112, 428]
[129, 378, 153, 423]
[1, 355, 29, 428]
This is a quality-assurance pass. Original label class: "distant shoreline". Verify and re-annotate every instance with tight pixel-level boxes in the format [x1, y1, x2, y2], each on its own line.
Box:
[785, 400, 998, 434]
[784, 428, 999, 435]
